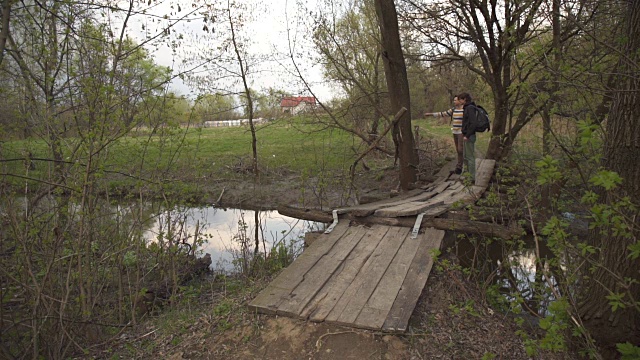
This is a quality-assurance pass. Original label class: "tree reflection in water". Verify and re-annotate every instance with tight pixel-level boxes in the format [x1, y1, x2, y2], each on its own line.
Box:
[145, 206, 323, 274]
[453, 234, 559, 317]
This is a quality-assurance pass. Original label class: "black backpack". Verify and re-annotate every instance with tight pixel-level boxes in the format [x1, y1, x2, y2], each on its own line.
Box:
[474, 105, 491, 132]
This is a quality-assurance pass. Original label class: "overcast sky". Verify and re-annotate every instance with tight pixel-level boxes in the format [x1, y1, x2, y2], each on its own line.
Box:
[119, 0, 334, 101]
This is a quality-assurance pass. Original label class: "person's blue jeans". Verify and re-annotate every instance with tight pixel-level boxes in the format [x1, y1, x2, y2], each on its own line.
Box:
[463, 134, 476, 183]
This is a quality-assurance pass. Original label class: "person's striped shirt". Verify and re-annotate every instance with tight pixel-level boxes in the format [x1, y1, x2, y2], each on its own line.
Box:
[432, 108, 463, 134]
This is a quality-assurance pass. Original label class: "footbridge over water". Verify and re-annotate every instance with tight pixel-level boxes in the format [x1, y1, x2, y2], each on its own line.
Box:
[249, 158, 516, 332]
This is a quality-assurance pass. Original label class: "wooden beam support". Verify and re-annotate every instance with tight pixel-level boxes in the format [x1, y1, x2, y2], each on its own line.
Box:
[278, 205, 522, 240]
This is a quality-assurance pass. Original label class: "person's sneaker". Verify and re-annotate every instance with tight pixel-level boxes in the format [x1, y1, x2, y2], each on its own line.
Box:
[449, 167, 462, 176]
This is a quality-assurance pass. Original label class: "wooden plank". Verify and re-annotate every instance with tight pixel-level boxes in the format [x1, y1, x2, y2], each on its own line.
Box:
[427, 159, 457, 186]
[303, 225, 390, 321]
[421, 203, 450, 217]
[248, 222, 351, 312]
[326, 227, 410, 325]
[336, 188, 425, 217]
[428, 186, 464, 204]
[374, 200, 444, 217]
[443, 190, 472, 206]
[378, 187, 457, 218]
[354, 226, 424, 329]
[278, 205, 522, 239]
[340, 159, 492, 218]
[266, 221, 351, 290]
[276, 225, 370, 317]
[447, 181, 464, 191]
[382, 228, 445, 332]
[474, 158, 496, 188]
[455, 185, 486, 205]
[441, 185, 487, 208]
[338, 161, 459, 217]
[373, 182, 451, 217]
[427, 181, 452, 197]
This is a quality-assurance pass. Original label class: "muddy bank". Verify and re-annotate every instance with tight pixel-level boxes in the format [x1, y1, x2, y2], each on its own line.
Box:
[209, 168, 402, 211]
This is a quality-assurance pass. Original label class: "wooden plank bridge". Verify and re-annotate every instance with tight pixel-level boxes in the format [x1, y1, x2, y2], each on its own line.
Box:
[249, 159, 498, 332]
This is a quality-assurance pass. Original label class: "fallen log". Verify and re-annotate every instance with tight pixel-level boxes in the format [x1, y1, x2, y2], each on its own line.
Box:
[278, 205, 523, 240]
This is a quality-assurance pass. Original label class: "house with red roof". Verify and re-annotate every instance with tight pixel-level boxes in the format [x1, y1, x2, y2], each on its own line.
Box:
[280, 96, 317, 115]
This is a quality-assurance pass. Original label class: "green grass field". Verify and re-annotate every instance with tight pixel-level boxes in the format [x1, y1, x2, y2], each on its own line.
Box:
[2, 115, 496, 193]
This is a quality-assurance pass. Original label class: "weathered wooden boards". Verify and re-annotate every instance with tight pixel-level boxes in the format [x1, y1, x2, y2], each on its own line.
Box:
[249, 224, 445, 332]
[250, 158, 498, 332]
[474, 158, 495, 188]
[278, 205, 522, 240]
[340, 158, 496, 218]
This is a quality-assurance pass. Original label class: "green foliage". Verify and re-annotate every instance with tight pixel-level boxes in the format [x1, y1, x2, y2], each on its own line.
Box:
[589, 169, 623, 191]
[252, 88, 292, 118]
[516, 298, 570, 357]
[629, 242, 640, 261]
[484, 284, 510, 313]
[540, 216, 569, 251]
[193, 93, 240, 122]
[606, 292, 627, 312]
[123, 251, 138, 267]
[576, 121, 603, 158]
[581, 191, 599, 205]
[448, 300, 480, 317]
[617, 342, 640, 360]
[538, 299, 570, 352]
[214, 300, 233, 317]
[249, 239, 298, 276]
[523, 98, 640, 357]
[481, 352, 497, 360]
[588, 195, 636, 238]
[535, 155, 562, 186]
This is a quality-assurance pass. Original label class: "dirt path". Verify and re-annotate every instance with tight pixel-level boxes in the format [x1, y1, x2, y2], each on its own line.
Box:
[199, 317, 410, 360]
[105, 261, 574, 360]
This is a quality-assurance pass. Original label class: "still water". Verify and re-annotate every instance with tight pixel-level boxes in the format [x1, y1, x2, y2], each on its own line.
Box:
[144, 206, 324, 272]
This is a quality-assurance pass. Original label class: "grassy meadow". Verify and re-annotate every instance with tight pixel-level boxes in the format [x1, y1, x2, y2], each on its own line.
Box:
[0, 114, 509, 204]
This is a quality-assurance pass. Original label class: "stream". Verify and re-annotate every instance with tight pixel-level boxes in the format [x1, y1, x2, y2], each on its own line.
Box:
[143, 204, 556, 314]
[144, 206, 323, 272]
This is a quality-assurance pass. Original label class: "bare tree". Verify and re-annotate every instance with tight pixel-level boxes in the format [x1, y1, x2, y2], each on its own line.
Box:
[227, 0, 259, 179]
[400, 0, 552, 160]
[0, 1, 205, 357]
[402, 0, 624, 161]
[312, 0, 388, 146]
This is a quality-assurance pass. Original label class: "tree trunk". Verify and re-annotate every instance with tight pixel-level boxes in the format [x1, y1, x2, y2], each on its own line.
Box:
[485, 91, 511, 161]
[374, 0, 417, 190]
[579, 0, 640, 351]
[228, 5, 259, 180]
[0, 0, 10, 66]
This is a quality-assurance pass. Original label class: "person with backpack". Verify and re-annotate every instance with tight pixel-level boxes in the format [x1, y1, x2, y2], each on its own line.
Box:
[424, 95, 464, 175]
[458, 92, 478, 184]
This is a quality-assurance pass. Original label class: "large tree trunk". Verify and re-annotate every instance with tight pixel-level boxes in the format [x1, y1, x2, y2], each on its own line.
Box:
[374, 0, 418, 190]
[0, 0, 10, 66]
[579, 0, 640, 351]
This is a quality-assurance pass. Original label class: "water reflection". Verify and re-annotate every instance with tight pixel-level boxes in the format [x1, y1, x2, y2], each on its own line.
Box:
[144, 207, 324, 272]
[454, 235, 558, 315]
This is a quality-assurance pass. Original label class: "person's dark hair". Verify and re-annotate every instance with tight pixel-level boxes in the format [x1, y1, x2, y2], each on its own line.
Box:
[458, 92, 472, 103]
